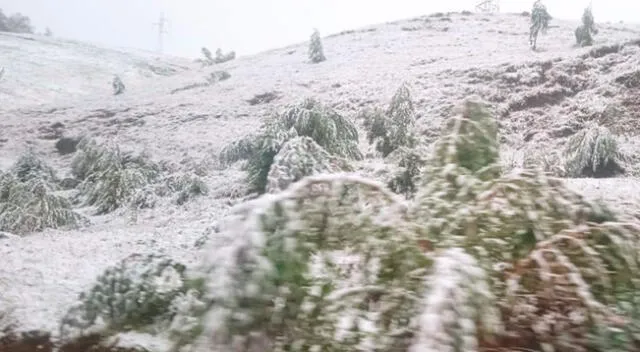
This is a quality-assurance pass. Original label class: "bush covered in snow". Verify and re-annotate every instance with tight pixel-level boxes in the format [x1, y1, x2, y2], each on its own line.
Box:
[0, 9, 34, 34]
[72, 139, 208, 213]
[183, 96, 640, 352]
[163, 173, 209, 205]
[0, 171, 85, 235]
[219, 98, 361, 193]
[386, 146, 427, 199]
[214, 48, 235, 64]
[113, 75, 125, 95]
[266, 136, 353, 193]
[59, 254, 202, 341]
[575, 6, 598, 47]
[363, 82, 417, 157]
[192, 174, 425, 352]
[10, 151, 58, 186]
[308, 29, 326, 63]
[563, 124, 623, 177]
[72, 139, 160, 214]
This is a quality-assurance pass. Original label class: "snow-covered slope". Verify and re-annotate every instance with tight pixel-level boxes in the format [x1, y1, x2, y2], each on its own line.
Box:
[0, 31, 192, 109]
[2, 10, 640, 344]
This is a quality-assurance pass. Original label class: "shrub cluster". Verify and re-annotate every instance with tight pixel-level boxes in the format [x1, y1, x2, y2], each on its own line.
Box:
[0, 153, 85, 235]
[362, 83, 417, 157]
[219, 98, 360, 193]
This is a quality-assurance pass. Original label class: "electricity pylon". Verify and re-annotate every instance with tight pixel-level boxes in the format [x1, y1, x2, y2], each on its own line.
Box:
[153, 12, 169, 54]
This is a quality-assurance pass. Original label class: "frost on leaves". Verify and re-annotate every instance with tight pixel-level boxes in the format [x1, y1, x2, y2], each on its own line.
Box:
[219, 98, 361, 193]
[409, 97, 640, 351]
[386, 146, 427, 199]
[59, 254, 196, 342]
[195, 174, 430, 352]
[563, 124, 623, 177]
[10, 150, 58, 186]
[73, 139, 160, 214]
[363, 82, 417, 157]
[266, 136, 352, 193]
[410, 248, 501, 352]
[0, 173, 86, 235]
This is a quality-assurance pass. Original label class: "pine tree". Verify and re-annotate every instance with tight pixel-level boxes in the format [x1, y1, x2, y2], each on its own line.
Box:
[575, 6, 598, 47]
[219, 98, 361, 193]
[308, 29, 326, 63]
[112, 75, 125, 95]
[563, 123, 622, 177]
[363, 82, 417, 157]
[201, 47, 213, 64]
[529, 0, 552, 50]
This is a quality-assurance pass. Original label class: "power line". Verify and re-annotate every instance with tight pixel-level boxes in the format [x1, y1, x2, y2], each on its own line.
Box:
[153, 12, 169, 54]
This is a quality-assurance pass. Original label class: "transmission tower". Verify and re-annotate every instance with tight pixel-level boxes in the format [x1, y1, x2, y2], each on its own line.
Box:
[153, 12, 169, 54]
[475, 0, 500, 13]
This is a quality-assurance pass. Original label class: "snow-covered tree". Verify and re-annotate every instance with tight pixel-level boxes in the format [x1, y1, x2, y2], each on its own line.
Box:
[308, 29, 326, 63]
[59, 254, 201, 342]
[112, 75, 125, 95]
[266, 136, 352, 193]
[0, 173, 85, 235]
[10, 150, 58, 186]
[219, 98, 361, 193]
[201, 47, 213, 65]
[72, 139, 160, 214]
[529, 0, 552, 50]
[575, 6, 598, 47]
[363, 82, 417, 157]
[386, 146, 427, 199]
[193, 174, 426, 352]
[214, 48, 236, 64]
[563, 123, 622, 177]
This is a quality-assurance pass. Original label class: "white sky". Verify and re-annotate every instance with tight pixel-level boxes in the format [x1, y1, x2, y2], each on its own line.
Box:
[1, 0, 638, 58]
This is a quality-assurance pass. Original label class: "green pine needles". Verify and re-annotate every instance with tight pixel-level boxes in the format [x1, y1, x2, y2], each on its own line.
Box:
[386, 146, 427, 199]
[187, 96, 640, 352]
[0, 154, 86, 235]
[363, 82, 417, 157]
[59, 254, 199, 340]
[10, 150, 58, 186]
[219, 98, 361, 193]
[0, 173, 86, 235]
[563, 124, 623, 177]
[72, 139, 160, 214]
[266, 136, 353, 193]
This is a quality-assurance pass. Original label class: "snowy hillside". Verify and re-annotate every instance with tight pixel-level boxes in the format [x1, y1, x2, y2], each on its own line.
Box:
[0, 31, 193, 109]
[2, 10, 640, 352]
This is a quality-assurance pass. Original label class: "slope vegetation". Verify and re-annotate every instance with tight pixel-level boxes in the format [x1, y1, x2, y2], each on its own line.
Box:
[1, 10, 640, 352]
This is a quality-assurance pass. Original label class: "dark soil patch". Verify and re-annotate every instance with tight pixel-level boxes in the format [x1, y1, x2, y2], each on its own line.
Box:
[577, 160, 625, 178]
[246, 91, 280, 105]
[55, 137, 80, 155]
[0, 330, 53, 352]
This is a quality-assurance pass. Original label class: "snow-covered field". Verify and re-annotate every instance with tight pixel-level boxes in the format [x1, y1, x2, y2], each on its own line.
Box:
[1, 10, 640, 343]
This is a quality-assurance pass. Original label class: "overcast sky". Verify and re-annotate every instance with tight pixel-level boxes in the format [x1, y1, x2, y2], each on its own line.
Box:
[1, 0, 638, 58]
